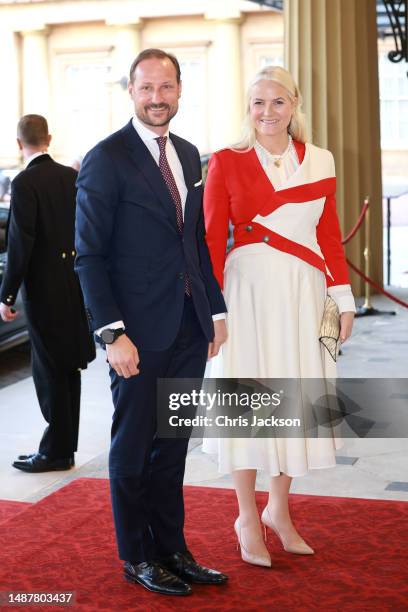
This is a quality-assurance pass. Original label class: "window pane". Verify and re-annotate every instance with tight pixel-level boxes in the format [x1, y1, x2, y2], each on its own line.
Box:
[380, 100, 396, 145]
[398, 101, 408, 141]
[398, 75, 408, 97]
[259, 54, 283, 68]
[169, 50, 208, 153]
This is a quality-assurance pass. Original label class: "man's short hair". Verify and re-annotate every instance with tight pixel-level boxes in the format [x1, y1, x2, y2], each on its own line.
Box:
[129, 48, 181, 83]
[17, 114, 49, 146]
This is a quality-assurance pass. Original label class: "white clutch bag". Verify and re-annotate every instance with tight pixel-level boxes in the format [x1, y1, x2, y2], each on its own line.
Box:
[319, 296, 341, 362]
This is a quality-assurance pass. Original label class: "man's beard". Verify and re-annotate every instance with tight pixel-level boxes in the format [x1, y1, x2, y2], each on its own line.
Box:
[138, 104, 178, 127]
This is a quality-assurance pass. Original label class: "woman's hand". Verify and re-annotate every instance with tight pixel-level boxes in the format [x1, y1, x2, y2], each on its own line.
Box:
[340, 311, 355, 343]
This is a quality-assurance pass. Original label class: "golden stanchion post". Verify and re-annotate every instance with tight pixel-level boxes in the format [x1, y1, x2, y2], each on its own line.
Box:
[362, 198, 372, 310]
[356, 196, 396, 317]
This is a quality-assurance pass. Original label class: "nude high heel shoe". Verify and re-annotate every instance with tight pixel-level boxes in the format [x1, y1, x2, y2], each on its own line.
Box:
[234, 518, 272, 567]
[261, 507, 314, 555]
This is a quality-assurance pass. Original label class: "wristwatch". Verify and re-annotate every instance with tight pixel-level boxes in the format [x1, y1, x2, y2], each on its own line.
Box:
[100, 328, 126, 345]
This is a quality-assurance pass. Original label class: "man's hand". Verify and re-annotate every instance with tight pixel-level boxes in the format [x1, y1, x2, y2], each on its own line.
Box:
[106, 334, 140, 378]
[208, 319, 228, 360]
[0, 303, 18, 322]
[340, 311, 355, 343]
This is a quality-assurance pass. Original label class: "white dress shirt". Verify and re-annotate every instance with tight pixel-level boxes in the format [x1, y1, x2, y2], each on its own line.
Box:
[131, 116, 188, 218]
[97, 117, 225, 336]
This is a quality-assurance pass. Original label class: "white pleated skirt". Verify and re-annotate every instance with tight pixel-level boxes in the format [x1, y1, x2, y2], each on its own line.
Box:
[202, 243, 342, 477]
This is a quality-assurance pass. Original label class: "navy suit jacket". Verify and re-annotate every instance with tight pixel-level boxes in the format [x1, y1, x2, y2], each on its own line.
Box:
[75, 120, 226, 351]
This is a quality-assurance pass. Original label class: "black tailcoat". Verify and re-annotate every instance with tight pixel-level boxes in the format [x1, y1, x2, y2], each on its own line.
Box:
[0, 154, 95, 459]
[1, 154, 95, 369]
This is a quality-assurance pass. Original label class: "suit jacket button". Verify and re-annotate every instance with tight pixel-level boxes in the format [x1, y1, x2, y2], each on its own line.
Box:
[71, 250, 76, 256]
[178, 272, 184, 279]
[263, 236, 270, 242]
[62, 252, 66, 259]
[246, 225, 253, 231]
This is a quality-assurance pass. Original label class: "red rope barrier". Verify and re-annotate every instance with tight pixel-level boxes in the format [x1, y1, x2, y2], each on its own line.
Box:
[341, 197, 408, 308]
[347, 258, 408, 309]
[342, 199, 369, 245]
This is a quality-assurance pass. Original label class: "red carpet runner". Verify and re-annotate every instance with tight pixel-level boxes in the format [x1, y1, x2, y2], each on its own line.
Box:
[0, 500, 30, 525]
[0, 478, 407, 611]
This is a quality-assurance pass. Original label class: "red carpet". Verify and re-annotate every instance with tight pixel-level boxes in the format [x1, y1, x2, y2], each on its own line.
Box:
[0, 478, 407, 611]
[0, 500, 31, 525]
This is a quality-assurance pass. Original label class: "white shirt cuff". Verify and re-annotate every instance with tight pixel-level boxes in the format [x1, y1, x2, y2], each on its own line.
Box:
[212, 313, 226, 321]
[95, 320, 125, 337]
[327, 285, 356, 314]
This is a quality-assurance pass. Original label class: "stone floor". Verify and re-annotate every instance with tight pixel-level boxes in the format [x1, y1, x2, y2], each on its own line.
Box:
[0, 342, 31, 389]
[0, 290, 407, 504]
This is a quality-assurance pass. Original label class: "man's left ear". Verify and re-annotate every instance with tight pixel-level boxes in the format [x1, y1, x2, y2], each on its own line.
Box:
[47, 134, 52, 146]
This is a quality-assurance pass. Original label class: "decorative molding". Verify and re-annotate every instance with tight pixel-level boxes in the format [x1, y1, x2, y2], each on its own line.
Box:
[53, 45, 114, 55]
[204, 16, 245, 26]
[20, 26, 50, 35]
[0, 0, 83, 4]
[105, 18, 143, 28]
[147, 40, 212, 49]
[245, 36, 283, 44]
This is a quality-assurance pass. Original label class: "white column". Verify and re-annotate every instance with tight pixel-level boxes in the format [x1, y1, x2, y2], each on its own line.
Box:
[106, 19, 143, 130]
[206, 17, 243, 151]
[21, 27, 50, 116]
[107, 20, 143, 129]
[0, 29, 20, 166]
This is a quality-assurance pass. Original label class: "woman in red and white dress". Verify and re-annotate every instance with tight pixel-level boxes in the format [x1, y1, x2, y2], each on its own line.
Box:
[203, 66, 355, 567]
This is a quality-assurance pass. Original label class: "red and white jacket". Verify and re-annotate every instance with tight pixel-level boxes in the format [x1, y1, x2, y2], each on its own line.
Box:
[204, 140, 355, 312]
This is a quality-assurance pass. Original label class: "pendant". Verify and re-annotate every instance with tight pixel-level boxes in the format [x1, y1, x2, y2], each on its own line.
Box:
[274, 159, 281, 168]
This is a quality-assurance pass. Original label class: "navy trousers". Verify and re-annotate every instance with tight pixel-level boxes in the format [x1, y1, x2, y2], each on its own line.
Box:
[108, 297, 208, 562]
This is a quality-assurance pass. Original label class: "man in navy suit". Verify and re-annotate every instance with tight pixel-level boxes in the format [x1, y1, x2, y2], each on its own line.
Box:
[75, 49, 228, 596]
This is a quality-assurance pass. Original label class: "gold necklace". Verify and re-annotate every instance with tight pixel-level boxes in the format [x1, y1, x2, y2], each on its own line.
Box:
[269, 134, 293, 168]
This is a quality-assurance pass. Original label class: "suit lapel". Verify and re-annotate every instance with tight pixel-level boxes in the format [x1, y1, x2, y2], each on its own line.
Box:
[169, 132, 198, 226]
[169, 133, 194, 190]
[120, 120, 178, 228]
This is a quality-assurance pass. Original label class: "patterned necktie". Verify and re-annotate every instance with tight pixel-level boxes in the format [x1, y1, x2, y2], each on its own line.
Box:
[155, 136, 191, 296]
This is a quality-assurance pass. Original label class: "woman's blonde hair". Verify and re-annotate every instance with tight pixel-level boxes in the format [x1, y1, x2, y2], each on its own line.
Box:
[232, 65, 308, 150]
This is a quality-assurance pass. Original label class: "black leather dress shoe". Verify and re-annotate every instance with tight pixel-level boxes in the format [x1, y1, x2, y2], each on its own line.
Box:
[161, 551, 228, 585]
[12, 453, 73, 473]
[123, 561, 192, 596]
[17, 453, 75, 466]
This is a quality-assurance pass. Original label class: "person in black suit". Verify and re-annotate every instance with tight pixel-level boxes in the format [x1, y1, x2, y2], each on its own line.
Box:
[75, 49, 228, 596]
[0, 114, 96, 473]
